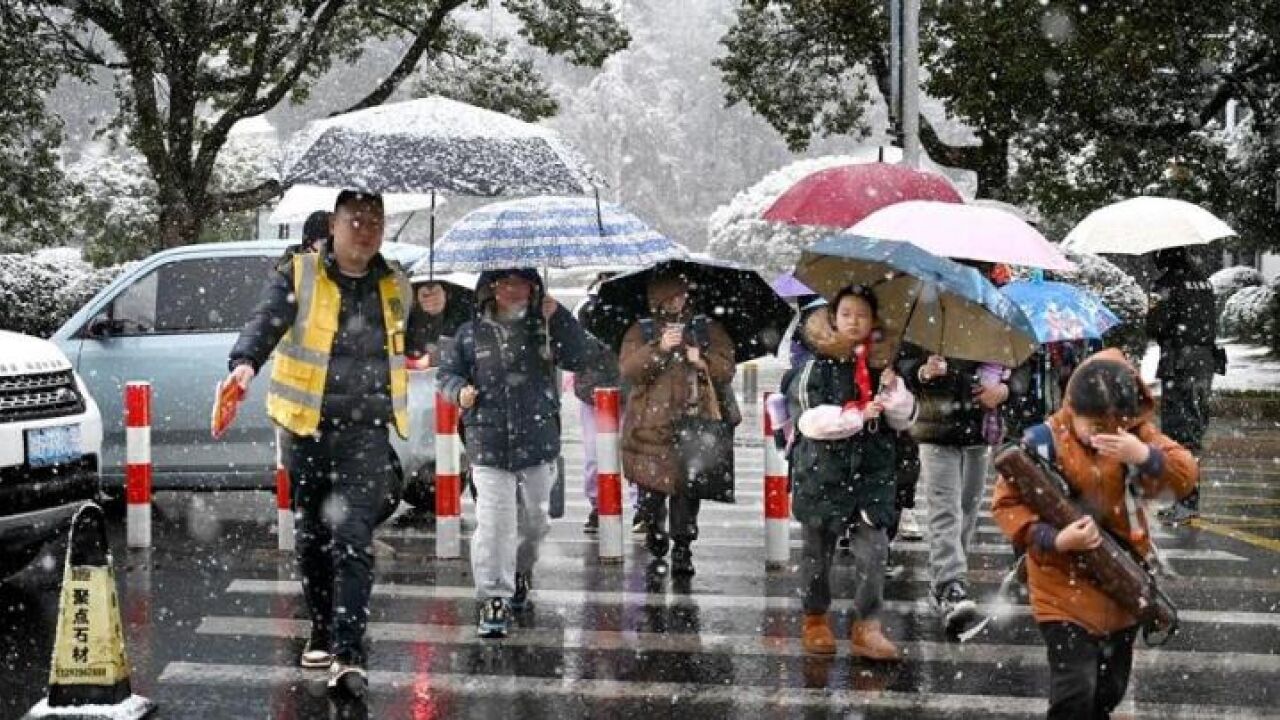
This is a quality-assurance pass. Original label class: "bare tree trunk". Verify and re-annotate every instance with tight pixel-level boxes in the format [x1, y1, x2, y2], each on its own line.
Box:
[157, 192, 204, 249]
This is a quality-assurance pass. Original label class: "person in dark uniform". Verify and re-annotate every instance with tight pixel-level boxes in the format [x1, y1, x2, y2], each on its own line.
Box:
[1147, 247, 1219, 523]
[223, 190, 411, 697]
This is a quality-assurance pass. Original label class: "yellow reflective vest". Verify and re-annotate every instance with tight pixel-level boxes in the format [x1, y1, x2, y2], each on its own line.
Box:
[267, 251, 411, 439]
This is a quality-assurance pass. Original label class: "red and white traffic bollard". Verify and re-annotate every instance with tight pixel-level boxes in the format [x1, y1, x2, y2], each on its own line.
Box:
[125, 382, 152, 549]
[435, 392, 462, 559]
[594, 387, 624, 563]
[274, 430, 295, 552]
[763, 391, 791, 568]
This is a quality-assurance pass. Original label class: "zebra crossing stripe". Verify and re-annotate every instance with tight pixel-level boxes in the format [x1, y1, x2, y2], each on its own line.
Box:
[156, 662, 1278, 718]
[195, 615, 1280, 673]
[374, 528, 1246, 561]
[224, 580, 1280, 627]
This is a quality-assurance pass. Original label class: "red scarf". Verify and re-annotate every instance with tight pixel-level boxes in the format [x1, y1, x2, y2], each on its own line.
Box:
[844, 339, 874, 412]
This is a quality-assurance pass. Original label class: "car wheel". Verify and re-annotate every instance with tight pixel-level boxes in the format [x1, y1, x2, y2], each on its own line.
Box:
[402, 465, 436, 510]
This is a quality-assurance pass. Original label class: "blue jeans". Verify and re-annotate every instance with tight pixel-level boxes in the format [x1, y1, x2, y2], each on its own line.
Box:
[283, 426, 391, 666]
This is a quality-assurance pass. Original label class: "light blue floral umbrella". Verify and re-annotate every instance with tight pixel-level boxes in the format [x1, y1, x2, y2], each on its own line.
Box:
[417, 196, 686, 273]
[1000, 279, 1120, 343]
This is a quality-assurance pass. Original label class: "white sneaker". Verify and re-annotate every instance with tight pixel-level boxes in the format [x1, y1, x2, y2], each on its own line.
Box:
[898, 509, 924, 541]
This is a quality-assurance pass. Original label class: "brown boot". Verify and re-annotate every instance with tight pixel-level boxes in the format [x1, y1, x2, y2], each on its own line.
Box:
[801, 613, 837, 655]
[851, 620, 901, 661]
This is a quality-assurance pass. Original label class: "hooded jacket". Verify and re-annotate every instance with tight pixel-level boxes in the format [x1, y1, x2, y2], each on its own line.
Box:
[784, 308, 916, 528]
[991, 349, 1198, 636]
[436, 268, 593, 471]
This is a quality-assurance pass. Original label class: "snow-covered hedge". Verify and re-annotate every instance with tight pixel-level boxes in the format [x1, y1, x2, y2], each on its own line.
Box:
[0, 250, 128, 338]
[1047, 251, 1149, 363]
[1210, 265, 1264, 296]
[706, 155, 866, 276]
[1220, 285, 1277, 343]
[1210, 265, 1264, 317]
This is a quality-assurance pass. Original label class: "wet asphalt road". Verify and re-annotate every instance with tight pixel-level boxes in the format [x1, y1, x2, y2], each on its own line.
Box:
[2, 386, 1279, 719]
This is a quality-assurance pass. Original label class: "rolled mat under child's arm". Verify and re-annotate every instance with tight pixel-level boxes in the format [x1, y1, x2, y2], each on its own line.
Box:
[993, 445, 1179, 646]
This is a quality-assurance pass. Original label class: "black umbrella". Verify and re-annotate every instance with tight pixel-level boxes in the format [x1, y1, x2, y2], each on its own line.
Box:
[585, 259, 794, 364]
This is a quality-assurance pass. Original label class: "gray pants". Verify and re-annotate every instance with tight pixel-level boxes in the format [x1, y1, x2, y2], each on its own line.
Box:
[471, 461, 556, 600]
[920, 444, 990, 591]
[800, 518, 888, 617]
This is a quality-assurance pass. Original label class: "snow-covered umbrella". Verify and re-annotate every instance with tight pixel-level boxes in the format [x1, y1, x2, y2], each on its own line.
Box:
[418, 196, 686, 273]
[763, 162, 963, 229]
[283, 96, 602, 197]
[1062, 197, 1236, 255]
[267, 185, 441, 224]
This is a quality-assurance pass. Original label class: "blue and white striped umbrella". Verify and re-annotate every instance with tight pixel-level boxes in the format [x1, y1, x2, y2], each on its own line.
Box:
[419, 196, 686, 272]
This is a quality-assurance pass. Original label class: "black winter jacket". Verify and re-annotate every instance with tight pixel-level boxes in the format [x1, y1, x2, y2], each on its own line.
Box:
[1147, 265, 1218, 378]
[784, 358, 898, 529]
[229, 247, 401, 430]
[896, 342, 1031, 447]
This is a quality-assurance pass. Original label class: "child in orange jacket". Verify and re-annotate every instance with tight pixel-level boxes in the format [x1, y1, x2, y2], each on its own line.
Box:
[992, 349, 1198, 720]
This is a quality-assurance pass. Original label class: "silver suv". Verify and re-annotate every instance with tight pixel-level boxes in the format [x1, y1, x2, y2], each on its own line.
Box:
[50, 240, 439, 517]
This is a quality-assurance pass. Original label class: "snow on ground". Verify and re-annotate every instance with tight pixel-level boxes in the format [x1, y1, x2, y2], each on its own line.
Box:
[1142, 342, 1280, 394]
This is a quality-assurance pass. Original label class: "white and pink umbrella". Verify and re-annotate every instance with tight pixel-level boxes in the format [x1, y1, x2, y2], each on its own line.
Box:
[849, 200, 1075, 271]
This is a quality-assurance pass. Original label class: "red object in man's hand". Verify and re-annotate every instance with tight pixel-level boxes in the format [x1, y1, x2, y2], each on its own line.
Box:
[211, 377, 246, 439]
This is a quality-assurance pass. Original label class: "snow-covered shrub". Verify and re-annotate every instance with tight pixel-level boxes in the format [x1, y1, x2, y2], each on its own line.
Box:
[1210, 265, 1263, 316]
[1220, 285, 1277, 343]
[1047, 251, 1148, 363]
[0, 251, 127, 338]
[63, 151, 159, 267]
[706, 155, 865, 276]
[1210, 265, 1263, 296]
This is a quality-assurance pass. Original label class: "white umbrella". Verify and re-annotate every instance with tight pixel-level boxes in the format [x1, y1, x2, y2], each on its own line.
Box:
[267, 185, 443, 224]
[1062, 197, 1236, 255]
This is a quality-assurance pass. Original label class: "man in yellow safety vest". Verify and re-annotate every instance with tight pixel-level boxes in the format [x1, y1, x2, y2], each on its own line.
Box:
[224, 190, 409, 697]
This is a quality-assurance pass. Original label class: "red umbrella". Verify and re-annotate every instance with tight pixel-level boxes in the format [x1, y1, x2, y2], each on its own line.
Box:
[763, 163, 963, 228]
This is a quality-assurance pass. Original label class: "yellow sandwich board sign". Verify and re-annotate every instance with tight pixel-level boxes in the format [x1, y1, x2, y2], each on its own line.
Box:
[49, 564, 130, 693]
[23, 503, 155, 719]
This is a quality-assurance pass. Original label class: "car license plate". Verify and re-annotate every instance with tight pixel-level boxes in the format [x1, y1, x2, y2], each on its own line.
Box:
[25, 425, 82, 468]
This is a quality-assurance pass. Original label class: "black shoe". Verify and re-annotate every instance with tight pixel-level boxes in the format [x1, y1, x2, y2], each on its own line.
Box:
[631, 516, 649, 535]
[671, 545, 695, 577]
[477, 598, 510, 639]
[327, 660, 368, 698]
[511, 572, 533, 612]
[645, 526, 670, 559]
[935, 580, 979, 638]
[584, 510, 599, 534]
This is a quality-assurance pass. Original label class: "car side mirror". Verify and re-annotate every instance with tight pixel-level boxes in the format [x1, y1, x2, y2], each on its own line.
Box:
[85, 314, 122, 339]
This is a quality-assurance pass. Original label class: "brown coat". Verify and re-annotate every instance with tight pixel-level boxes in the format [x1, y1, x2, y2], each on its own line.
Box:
[620, 319, 736, 494]
[992, 349, 1198, 636]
